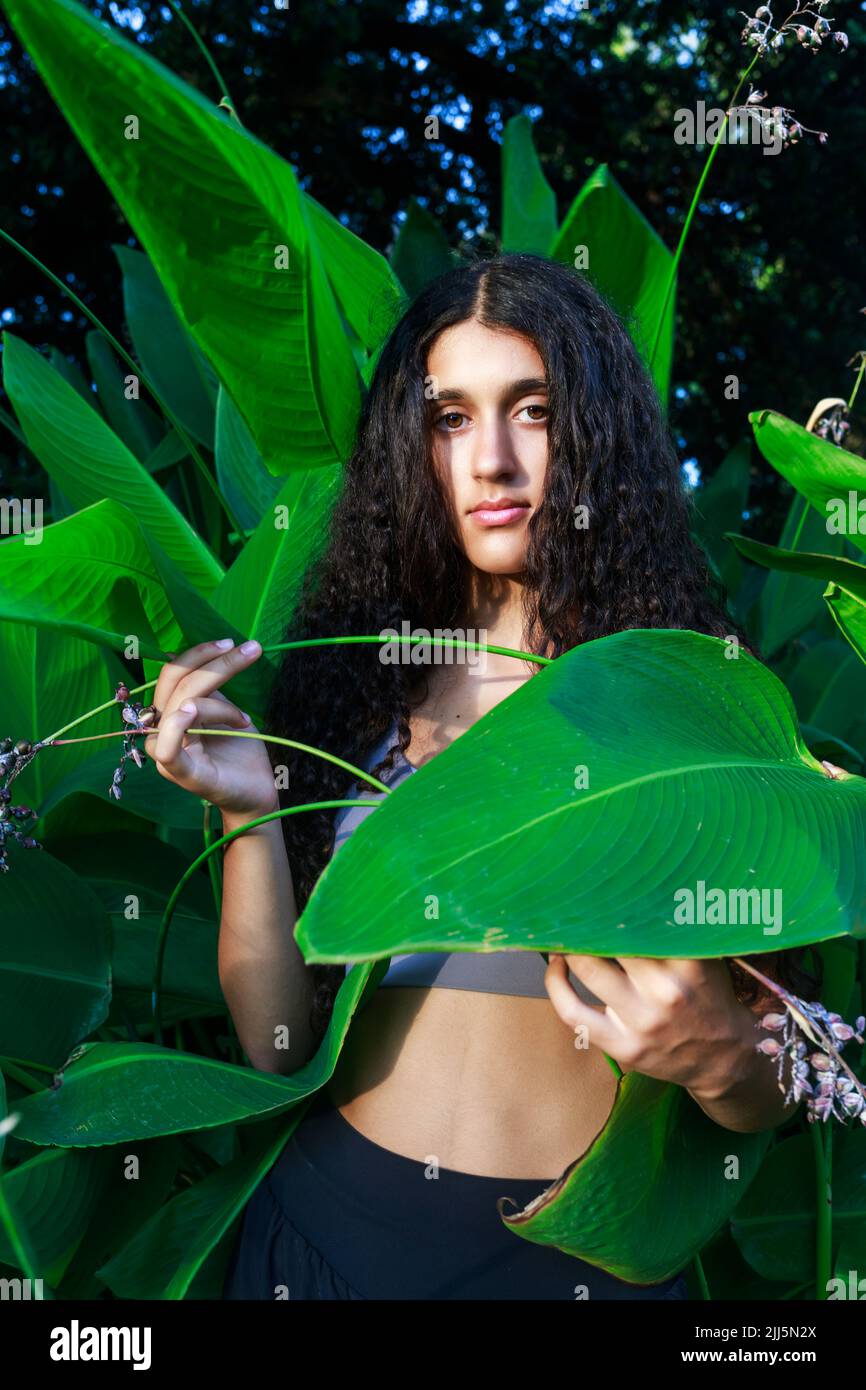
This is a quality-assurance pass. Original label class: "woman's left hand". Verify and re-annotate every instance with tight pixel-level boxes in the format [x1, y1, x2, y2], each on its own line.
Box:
[544, 954, 758, 1099]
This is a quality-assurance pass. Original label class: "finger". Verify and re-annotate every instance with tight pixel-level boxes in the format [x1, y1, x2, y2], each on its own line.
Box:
[146, 703, 201, 779]
[615, 957, 708, 993]
[153, 638, 236, 712]
[153, 638, 261, 714]
[562, 954, 637, 1013]
[176, 696, 252, 731]
[544, 956, 620, 1050]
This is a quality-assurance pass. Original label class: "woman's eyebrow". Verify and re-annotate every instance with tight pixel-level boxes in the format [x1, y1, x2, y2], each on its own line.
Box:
[427, 376, 548, 405]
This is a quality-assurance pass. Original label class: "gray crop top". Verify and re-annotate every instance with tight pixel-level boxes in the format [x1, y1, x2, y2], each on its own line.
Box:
[331, 726, 570, 998]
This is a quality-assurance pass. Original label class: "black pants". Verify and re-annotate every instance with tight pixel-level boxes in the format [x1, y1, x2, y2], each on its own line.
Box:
[222, 1087, 690, 1301]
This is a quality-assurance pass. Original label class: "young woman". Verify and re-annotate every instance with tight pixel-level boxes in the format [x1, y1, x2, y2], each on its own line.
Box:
[145, 253, 816, 1300]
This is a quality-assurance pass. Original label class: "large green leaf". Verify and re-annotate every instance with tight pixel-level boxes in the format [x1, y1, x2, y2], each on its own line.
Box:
[0, 1147, 116, 1281]
[785, 637, 866, 755]
[135, 530, 278, 723]
[84, 328, 166, 463]
[39, 744, 205, 832]
[10, 959, 388, 1146]
[0, 622, 116, 805]
[302, 191, 405, 353]
[47, 345, 94, 407]
[751, 409, 866, 557]
[212, 464, 342, 650]
[691, 440, 751, 595]
[96, 1106, 309, 1299]
[2, 335, 222, 593]
[501, 1070, 772, 1284]
[501, 114, 558, 255]
[549, 164, 675, 403]
[52, 832, 223, 1024]
[0, 500, 175, 661]
[57, 1137, 181, 1298]
[731, 1130, 866, 1284]
[754, 495, 843, 657]
[296, 628, 866, 965]
[3, 0, 362, 476]
[728, 535, 866, 668]
[390, 197, 454, 299]
[214, 387, 282, 535]
[0, 851, 111, 1069]
[0, 1071, 8, 1166]
[113, 246, 217, 450]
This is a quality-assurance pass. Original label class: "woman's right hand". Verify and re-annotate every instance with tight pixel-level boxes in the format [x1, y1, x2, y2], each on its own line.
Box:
[143, 638, 279, 816]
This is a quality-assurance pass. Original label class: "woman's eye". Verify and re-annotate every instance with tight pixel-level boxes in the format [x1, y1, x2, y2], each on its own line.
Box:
[517, 404, 548, 422]
[435, 411, 467, 431]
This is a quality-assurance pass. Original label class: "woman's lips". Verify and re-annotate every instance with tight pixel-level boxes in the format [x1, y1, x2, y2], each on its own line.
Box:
[469, 504, 531, 526]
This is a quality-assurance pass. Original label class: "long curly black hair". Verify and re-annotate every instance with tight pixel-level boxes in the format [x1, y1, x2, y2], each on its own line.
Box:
[264, 252, 820, 1040]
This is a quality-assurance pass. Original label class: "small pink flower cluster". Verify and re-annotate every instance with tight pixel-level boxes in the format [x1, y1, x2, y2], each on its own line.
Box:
[109, 683, 157, 801]
[0, 737, 42, 872]
[757, 998, 866, 1123]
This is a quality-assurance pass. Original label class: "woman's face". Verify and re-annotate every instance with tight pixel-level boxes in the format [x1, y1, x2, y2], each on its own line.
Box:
[426, 319, 548, 576]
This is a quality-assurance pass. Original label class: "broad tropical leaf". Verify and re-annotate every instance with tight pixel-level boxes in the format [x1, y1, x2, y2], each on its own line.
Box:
[296, 628, 866, 964]
[10, 959, 388, 1146]
[731, 1129, 866, 1283]
[754, 495, 843, 658]
[57, 1137, 181, 1298]
[96, 1106, 309, 1299]
[212, 464, 342, 650]
[501, 1070, 773, 1284]
[0, 1146, 116, 1279]
[2, 0, 362, 476]
[751, 409, 866, 557]
[0, 851, 111, 1069]
[302, 190, 405, 352]
[84, 328, 166, 463]
[214, 387, 282, 535]
[691, 440, 751, 594]
[728, 535, 866, 669]
[114, 245, 217, 449]
[549, 164, 676, 403]
[501, 114, 558, 255]
[2, 334, 222, 593]
[390, 197, 454, 299]
[785, 638, 866, 756]
[0, 499, 176, 660]
[0, 622, 117, 804]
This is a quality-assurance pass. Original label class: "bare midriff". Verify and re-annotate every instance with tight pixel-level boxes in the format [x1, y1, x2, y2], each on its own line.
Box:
[323, 658, 619, 1182]
[324, 985, 620, 1180]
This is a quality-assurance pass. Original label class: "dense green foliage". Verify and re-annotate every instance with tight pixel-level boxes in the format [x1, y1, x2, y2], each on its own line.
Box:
[0, 0, 864, 1303]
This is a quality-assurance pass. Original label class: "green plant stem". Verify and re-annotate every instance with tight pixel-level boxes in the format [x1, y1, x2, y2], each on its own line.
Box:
[52, 728, 393, 796]
[201, 799, 223, 918]
[780, 1278, 814, 1301]
[848, 355, 866, 412]
[811, 1119, 832, 1299]
[691, 1251, 711, 1300]
[0, 226, 243, 538]
[266, 635, 555, 666]
[0, 1057, 46, 1092]
[787, 494, 810, 554]
[39, 634, 554, 744]
[165, 0, 237, 115]
[151, 799, 382, 1041]
[0, 1175, 48, 1294]
[648, 49, 761, 373]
